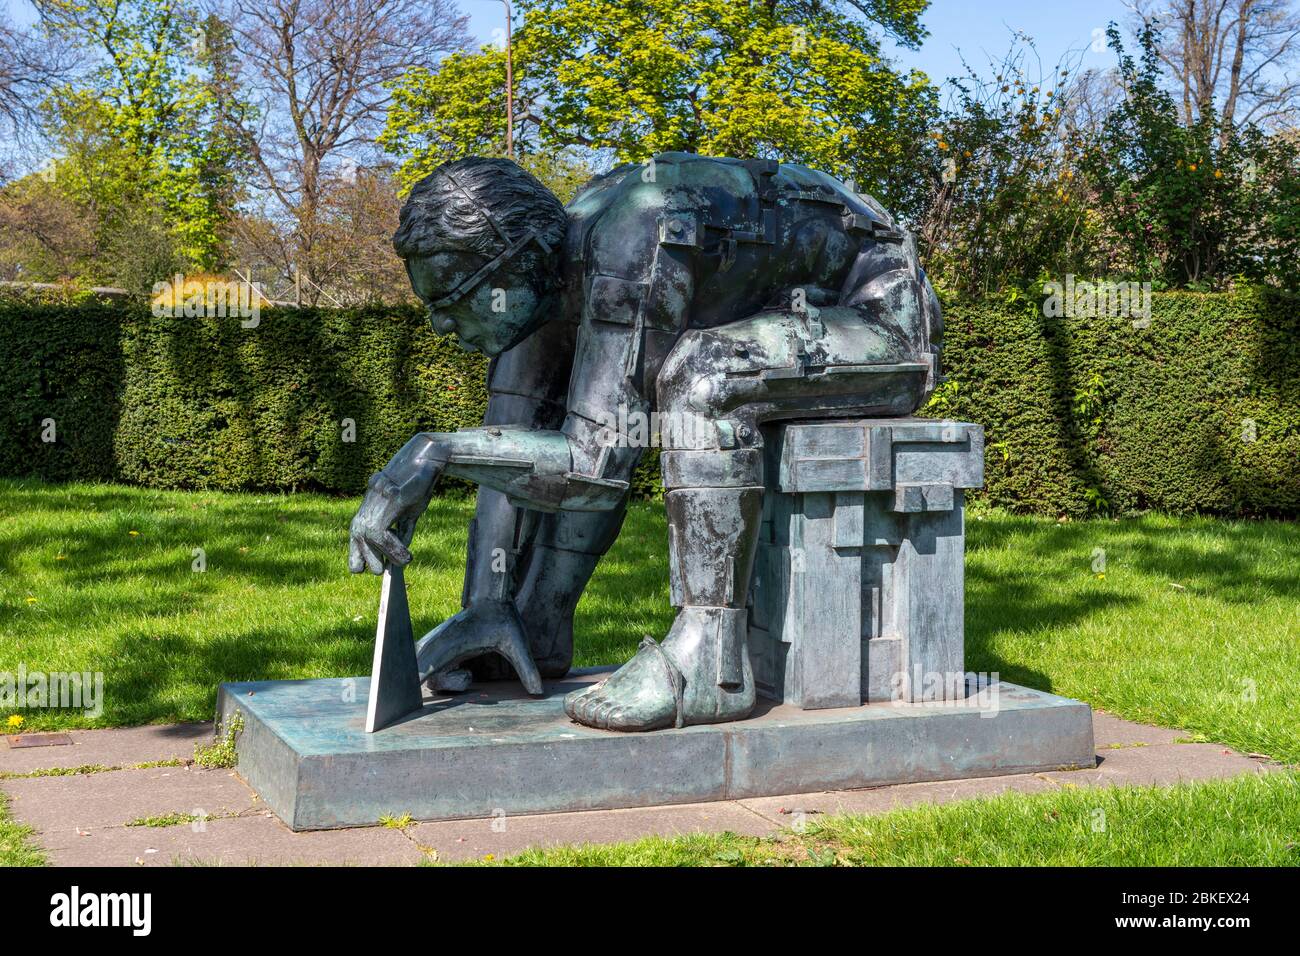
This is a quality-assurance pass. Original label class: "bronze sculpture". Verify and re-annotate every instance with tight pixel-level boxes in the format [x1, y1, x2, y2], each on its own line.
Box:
[348, 153, 942, 732]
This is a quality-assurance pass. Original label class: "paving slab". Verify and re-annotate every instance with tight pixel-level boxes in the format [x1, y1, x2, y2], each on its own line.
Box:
[0, 723, 212, 774]
[1, 765, 262, 832]
[407, 801, 777, 863]
[34, 812, 426, 867]
[1040, 741, 1274, 788]
[1091, 711, 1188, 748]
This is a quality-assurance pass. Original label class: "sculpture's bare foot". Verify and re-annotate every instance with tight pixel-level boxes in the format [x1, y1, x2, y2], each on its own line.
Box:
[467, 615, 572, 682]
[563, 607, 755, 732]
[415, 601, 543, 695]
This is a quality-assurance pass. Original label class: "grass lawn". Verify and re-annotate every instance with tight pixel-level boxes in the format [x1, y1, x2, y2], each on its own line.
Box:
[474, 770, 1300, 866]
[1, 478, 1295, 762]
[1, 477, 1296, 868]
[0, 791, 45, 866]
[0, 478, 672, 728]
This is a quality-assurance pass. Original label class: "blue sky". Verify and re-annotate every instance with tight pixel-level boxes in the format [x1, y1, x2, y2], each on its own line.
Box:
[5, 0, 1136, 83]
[416, 0, 1138, 84]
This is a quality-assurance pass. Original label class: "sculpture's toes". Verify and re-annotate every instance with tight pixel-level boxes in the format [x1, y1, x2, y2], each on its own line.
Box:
[563, 682, 603, 723]
[565, 643, 679, 732]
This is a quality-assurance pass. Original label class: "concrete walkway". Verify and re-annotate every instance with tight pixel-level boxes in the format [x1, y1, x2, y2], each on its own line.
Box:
[0, 713, 1277, 866]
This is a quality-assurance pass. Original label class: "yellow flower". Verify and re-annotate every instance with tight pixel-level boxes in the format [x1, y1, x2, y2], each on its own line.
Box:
[25, 597, 37, 604]
[56, 554, 66, 560]
[937, 140, 948, 150]
[1214, 169, 1223, 178]
[483, 853, 495, 861]
[6, 715, 23, 728]
[1188, 163, 1197, 172]
[128, 530, 140, 536]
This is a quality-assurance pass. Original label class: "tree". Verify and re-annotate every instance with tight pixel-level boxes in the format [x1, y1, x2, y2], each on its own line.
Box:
[34, 0, 246, 273]
[0, 173, 97, 282]
[917, 36, 1105, 296]
[1084, 24, 1300, 288]
[217, 0, 470, 301]
[1130, 0, 1300, 137]
[382, 0, 940, 221]
[0, 8, 79, 150]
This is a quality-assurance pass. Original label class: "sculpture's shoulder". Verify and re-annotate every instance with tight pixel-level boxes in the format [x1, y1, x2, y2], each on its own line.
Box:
[565, 153, 765, 280]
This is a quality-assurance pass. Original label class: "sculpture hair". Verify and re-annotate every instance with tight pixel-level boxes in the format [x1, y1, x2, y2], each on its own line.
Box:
[393, 157, 568, 294]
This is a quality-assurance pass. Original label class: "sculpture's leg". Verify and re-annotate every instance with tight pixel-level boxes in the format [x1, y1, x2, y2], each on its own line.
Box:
[561, 300, 930, 730]
[433, 497, 632, 684]
[512, 504, 630, 677]
[418, 486, 537, 686]
[563, 448, 762, 731]
[427, 320, 577, 685]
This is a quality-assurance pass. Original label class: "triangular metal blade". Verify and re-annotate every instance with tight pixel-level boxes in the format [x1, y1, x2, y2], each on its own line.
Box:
[365, 564, 424, 733]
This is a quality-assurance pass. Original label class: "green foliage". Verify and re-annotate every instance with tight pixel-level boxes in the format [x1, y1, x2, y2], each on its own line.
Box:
[1081, 25, 1300, 290]
[929, 287, 1300, 516]
[921, 38, 1101, 296]
[193, 713, 243, 769]
[381, 0, 939, 220]
[0, 300, 490, 493]
[380, 46, 517, 183]
[922, 24, 1299, 296]
[0, 791, 46, 867]
[3, 289, 1295, 517]
[35, 0, 248, 280]
[479, 773, 1300, 866]
[0, 297, 127, 484]
[126, 811, 205, 828]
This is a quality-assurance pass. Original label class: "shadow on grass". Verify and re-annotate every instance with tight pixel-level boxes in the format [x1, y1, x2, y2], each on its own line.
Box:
[5, 480, 1295, 728]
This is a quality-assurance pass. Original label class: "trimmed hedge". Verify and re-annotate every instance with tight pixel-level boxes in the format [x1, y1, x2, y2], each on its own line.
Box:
[1, 291, 1296, 515]
[0, 301, 663, 498]
[928, 288, 1299, 516]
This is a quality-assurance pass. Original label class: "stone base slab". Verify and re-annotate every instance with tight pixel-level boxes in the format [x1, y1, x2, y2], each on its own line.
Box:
[216, 669, 1095, 831]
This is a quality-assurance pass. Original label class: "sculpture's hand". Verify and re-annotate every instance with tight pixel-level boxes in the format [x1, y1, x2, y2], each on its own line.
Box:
[348, 435, 446, 575]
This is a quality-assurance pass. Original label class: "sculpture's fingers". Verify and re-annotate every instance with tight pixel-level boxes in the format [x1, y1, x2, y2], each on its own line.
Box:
[348, 534, 366, 574]
[371, 529, 413, 568]
[356, 535, 385, 575]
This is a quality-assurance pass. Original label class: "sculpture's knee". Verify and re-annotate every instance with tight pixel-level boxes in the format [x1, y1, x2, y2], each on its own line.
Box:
[655, 317, 787, 452]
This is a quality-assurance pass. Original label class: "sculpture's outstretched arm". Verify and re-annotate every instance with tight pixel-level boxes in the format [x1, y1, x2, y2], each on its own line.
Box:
[348, 315, 578, 577]
[348, 423, 627, 573]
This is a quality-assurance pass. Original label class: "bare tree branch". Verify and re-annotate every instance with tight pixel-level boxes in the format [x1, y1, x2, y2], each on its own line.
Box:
[1129, 0, 1300, 137]
[214, 0, 469, 299]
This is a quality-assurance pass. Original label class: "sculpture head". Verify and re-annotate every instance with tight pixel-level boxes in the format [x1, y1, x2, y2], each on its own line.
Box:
[393, 157, 568, 356]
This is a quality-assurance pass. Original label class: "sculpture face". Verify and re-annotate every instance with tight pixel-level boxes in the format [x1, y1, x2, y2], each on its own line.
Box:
[406, 253, 550, 357]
